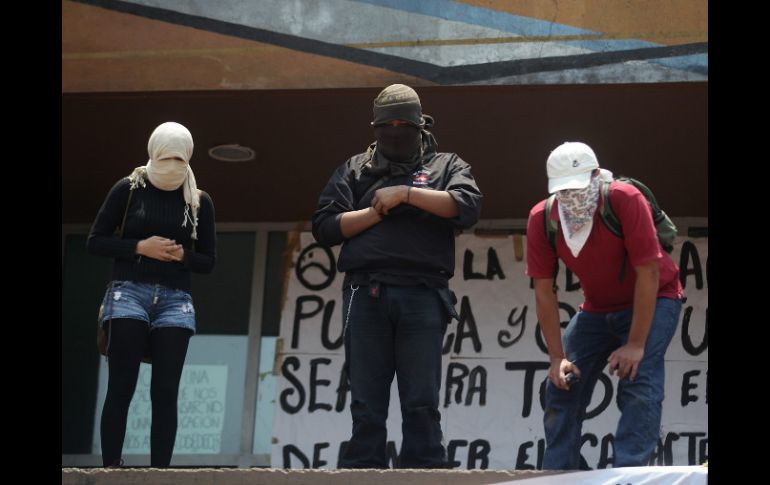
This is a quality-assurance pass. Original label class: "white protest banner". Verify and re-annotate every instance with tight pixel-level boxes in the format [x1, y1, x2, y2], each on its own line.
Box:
[272, 233, 707, 469]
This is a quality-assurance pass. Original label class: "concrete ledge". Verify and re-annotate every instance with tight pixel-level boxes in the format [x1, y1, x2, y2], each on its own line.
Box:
[62, 468, 561, 485]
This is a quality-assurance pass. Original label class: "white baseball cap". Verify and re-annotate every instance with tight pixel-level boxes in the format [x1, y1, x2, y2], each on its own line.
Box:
[546, 142, 599, 193]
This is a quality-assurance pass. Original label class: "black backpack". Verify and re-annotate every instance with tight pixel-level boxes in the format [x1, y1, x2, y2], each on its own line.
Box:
[544, 177, 677, 283]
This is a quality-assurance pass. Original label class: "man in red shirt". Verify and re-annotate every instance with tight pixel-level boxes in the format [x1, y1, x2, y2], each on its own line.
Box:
[526, 141, 684, 469]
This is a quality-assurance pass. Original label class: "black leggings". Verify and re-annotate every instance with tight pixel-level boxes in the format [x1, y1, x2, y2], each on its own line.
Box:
[100, 318, 191, 467]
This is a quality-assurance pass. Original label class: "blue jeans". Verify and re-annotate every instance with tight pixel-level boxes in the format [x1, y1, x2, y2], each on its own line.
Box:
[338, 283, 451, 468]
[99, 280, 197, 333]
[542, 298, 682, 469]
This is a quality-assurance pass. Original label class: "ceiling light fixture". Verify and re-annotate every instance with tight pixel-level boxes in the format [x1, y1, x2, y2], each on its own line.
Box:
[208, 144, 256, 162]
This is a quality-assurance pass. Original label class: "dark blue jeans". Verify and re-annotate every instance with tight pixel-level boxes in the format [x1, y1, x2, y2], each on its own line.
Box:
[542, 297, 682, 469]
[338, 283, 450, 469]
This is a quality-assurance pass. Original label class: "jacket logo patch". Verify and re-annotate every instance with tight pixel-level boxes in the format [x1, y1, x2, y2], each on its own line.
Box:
[411, 169, 430, 186]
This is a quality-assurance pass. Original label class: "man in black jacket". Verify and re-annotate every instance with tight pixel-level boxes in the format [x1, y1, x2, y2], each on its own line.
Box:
[312, 84, 482, 468]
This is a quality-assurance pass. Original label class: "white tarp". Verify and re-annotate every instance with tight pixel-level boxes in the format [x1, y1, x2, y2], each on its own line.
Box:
[493, 465, 707, 484]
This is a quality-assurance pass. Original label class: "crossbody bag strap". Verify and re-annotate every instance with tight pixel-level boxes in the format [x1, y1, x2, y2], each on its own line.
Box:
[105, 186, 135, 357]
[118, 186, 134, 238]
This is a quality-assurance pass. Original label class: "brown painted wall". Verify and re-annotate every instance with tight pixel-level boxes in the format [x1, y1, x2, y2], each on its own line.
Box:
[62, 82, 707, 224]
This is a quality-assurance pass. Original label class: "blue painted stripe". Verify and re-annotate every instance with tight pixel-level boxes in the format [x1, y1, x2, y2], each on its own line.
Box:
[571, 39, 659, 51]
[353, 0, 706, 72]
[353, 0, 684, 53]
[654, 54, 709, 74]
[353, 0, 601, 37]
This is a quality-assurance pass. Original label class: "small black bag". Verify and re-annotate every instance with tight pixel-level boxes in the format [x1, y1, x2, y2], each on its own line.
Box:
[97, 303, 152, 364]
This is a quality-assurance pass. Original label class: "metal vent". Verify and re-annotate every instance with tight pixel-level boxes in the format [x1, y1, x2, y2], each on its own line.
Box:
[208, 144, 256, 162]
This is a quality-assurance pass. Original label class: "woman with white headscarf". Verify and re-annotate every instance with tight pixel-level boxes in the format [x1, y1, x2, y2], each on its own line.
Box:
[88, 121, 216, 467]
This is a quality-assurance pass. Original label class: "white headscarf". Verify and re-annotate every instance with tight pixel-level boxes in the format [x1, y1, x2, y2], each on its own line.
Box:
[128, 122, 201, 239]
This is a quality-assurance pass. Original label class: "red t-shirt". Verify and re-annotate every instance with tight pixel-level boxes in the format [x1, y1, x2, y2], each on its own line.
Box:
[526, 181, 683, 313]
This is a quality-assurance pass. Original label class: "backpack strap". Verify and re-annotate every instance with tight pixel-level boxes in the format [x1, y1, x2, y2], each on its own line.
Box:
[598, 181, 628, 283]
[598, 180, 622, 238]
[544, 194, 558, 251]
[543, 194, 560, 292]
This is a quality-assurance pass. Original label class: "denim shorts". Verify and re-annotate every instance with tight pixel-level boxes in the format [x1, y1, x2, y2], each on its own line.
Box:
[99, 280, 196, 334]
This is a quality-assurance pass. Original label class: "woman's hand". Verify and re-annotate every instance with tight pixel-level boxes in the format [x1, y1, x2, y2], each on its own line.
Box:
[136, 236, 183, 262]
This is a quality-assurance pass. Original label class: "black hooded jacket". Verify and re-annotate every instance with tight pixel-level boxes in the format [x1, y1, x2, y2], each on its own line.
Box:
[311, 133, 482, 287]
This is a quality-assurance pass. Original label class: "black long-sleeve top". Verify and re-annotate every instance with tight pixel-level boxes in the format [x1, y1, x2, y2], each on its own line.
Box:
[87, 177, 216, 292]
[312, 150, 482, 287]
